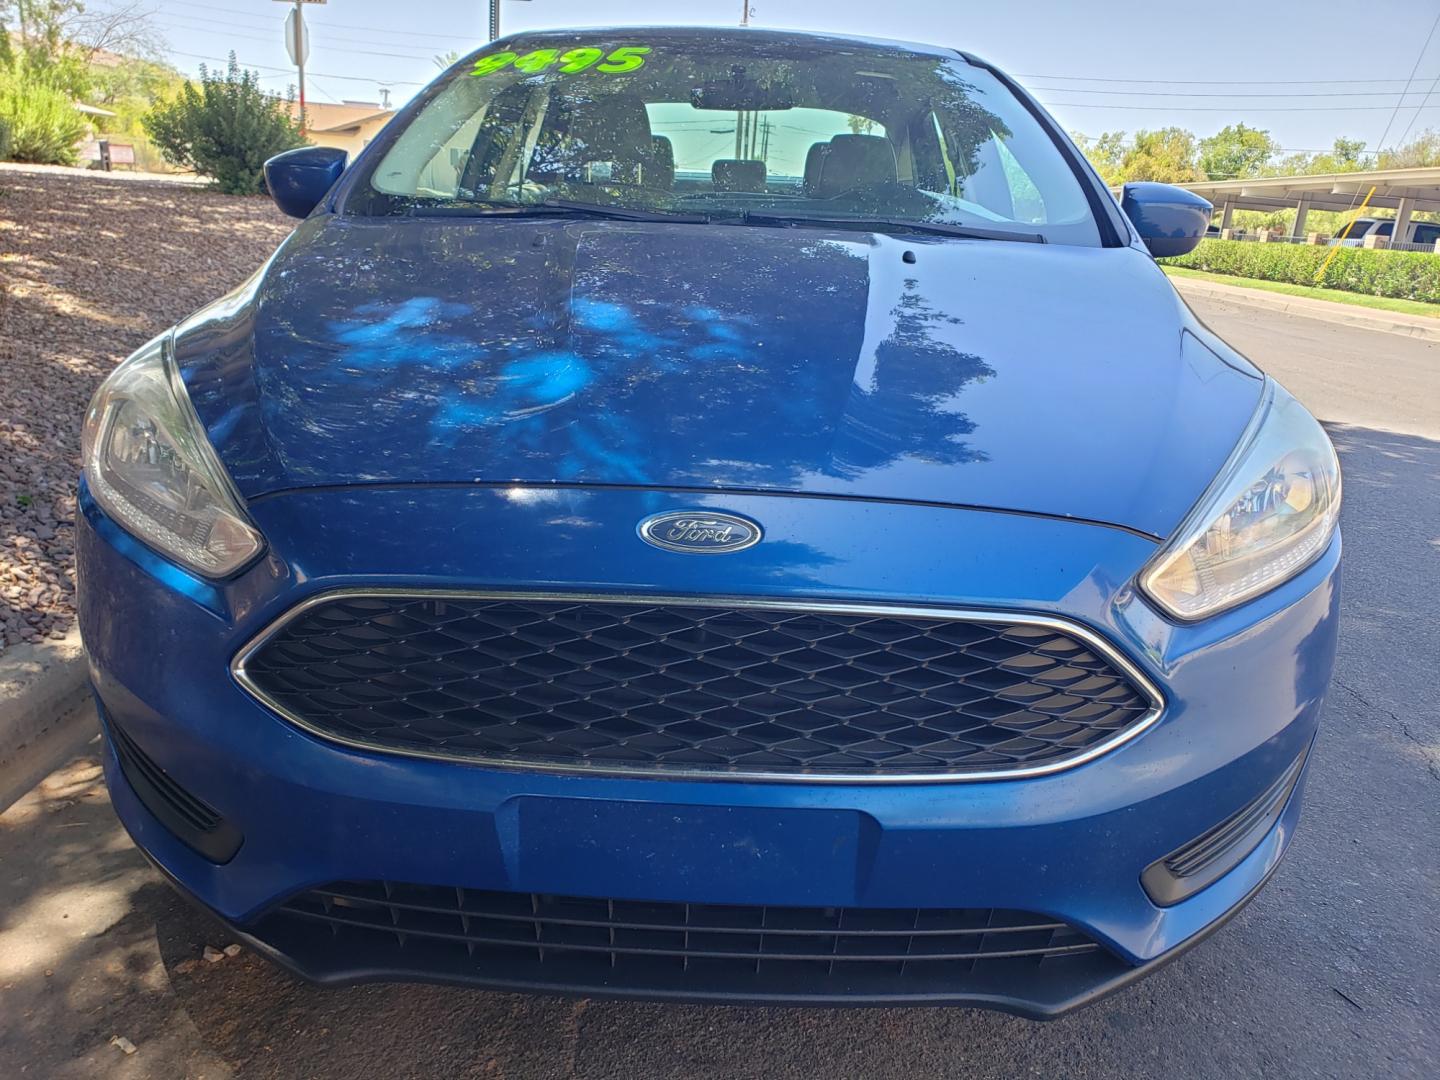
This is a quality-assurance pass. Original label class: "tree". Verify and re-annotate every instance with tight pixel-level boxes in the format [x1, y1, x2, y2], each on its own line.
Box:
[1378, 128, 1440, 169]
[1119, 127, 1201, 183]
[1198, 122, 1278, 180]
[144, 54, 306, 194]
[1071, 127, 1200, 184]
[1331, 137, 1366, 168]
[1070, 130, 1125, 185]
[1265, 136, 1368, 177]
[1, 1, 161, 98]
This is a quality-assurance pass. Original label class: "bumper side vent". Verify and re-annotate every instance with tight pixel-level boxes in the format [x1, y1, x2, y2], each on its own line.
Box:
[109, 719, 243, 864]
[1142, 745, 1309, 907]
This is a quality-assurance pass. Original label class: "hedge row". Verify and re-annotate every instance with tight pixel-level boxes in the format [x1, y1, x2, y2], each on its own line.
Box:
[1160, 239, 1440, 304]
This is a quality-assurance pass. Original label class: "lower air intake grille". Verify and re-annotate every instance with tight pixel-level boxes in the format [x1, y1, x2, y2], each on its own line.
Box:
[109, 719, 242, 863]
[1142, 745, 1309, 906]
[249, 881, 1119, 1006]
[235, 593, 1159, 779]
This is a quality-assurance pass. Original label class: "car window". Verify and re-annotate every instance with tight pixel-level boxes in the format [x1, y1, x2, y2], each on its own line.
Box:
[643, 103, 874, 193]
[351, 34, 1102, 245]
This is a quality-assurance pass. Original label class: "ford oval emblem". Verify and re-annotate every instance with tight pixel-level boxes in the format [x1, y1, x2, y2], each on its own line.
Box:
[638, 511, 762, 555]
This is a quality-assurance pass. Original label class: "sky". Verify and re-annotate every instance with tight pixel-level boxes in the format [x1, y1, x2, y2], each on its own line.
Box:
[146, 0, 1440, 158]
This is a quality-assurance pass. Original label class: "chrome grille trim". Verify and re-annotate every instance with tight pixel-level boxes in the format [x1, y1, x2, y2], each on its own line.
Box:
[230, 589, 1166, 784]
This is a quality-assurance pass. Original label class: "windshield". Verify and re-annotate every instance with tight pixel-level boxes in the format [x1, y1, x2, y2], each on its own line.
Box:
[350, 31, 1101, 246]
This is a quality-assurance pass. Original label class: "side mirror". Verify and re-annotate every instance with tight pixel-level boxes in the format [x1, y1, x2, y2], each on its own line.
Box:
[1121, 182, 1212, 258]
[264, 146, 348, 219]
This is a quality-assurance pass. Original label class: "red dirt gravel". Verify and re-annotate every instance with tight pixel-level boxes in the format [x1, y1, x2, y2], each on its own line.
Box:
[0, 166, 293, 653]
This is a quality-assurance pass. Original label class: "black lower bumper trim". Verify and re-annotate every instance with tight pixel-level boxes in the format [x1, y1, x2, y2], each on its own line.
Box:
[131, 837, 1286, 1019]
[235, 882, 1126, 1016]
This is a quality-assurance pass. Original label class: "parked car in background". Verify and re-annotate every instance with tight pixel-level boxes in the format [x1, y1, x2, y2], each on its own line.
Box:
[78, 26, 1341, 1018]
[1329, 216, 1440, 247]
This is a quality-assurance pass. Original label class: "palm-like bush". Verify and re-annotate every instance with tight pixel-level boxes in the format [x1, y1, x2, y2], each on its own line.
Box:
[0, 69, 89, 165]
[144, 54, 306, 194]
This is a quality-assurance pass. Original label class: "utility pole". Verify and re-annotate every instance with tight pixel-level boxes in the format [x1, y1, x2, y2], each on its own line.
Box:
[741, 2, 751, 27]
[490, 0, 532, 41]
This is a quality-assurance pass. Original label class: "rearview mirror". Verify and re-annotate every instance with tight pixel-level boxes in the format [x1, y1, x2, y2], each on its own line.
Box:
[264, 145, 348, 219]
[1121, 182, 1212, 258]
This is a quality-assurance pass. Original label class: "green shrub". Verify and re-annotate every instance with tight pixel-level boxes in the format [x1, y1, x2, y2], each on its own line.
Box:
[0, 115, 11, 161]
[1161, 239, 1440, 303]
[0, 72, 89, 165]
[144, 55, 305, 195]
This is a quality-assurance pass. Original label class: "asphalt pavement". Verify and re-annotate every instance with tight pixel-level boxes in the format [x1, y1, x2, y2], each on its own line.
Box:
[0, 292, 1436, 1079]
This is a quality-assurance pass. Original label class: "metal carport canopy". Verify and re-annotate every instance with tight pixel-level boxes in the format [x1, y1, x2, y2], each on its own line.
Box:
[1181, 167, 1440, 214]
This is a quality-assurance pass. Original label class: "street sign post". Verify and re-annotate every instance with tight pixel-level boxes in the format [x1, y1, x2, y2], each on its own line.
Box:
[273, 0, 326, 133]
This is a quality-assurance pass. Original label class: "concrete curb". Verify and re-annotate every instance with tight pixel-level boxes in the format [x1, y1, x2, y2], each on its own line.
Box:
[1170, 274, 1440, 344]
[0, 629, 96, 813]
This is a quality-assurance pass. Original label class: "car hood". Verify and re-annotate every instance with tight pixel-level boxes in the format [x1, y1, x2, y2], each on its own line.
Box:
[175, 216, 1262, 539]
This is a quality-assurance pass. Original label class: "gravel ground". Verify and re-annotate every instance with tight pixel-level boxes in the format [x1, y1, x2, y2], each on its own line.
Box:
[0, 167, 292, 653]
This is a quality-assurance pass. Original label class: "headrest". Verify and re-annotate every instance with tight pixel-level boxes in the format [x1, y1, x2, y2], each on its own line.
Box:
[814, 134, 898, 197]
[712, 159, 767, 193]
[649, 135, 675, 190]
[803, 141, 829, 195]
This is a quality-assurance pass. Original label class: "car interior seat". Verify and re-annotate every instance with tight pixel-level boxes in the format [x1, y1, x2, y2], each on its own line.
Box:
[813, 134, 898, 198]
[711, 159, 768, 193]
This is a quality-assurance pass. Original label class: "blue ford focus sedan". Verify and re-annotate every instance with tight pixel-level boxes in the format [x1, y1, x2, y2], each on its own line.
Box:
[77, 27, 1342, 1017]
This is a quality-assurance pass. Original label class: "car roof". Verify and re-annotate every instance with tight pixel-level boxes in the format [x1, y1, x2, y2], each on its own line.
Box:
[491, 25, 972, 65]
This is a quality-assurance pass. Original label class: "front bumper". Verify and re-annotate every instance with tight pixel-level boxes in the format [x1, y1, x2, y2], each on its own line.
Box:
[79, 483, 1341, 1017]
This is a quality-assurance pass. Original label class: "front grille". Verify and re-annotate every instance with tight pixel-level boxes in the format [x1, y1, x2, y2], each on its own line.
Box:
[250, 881, 1118, 1006]
[235, 593, 1159, 779]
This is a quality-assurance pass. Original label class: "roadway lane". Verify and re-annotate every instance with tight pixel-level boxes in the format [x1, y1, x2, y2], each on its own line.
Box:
[1, 294, 1436, 1079]
[1183, 290, 1440, 438]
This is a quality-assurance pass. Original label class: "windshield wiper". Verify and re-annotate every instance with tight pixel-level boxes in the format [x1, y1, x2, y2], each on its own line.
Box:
[540, 198, 711, 223]
[409, 199, 709, 223]
[738, 210, 1044, 244]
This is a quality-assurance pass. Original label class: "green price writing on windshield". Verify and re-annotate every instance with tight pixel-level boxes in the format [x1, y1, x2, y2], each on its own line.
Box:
[471, 46, 651, 78]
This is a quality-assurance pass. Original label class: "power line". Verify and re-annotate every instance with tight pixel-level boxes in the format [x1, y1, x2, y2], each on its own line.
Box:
[1390, 73, 1440, 150]
[1015, 72, 1419, 86]
[1041, 101, 1439, 112]
[152, 9, 455, 57]
[1030, 86, 1440, 99]
[1368, 7, 1440, 153]
[153, 16, 441, 61]
[153, 0, 464, 44]
[167, 49, 427, 87]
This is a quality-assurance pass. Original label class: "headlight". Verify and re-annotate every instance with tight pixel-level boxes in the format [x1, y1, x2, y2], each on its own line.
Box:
[82, 333, 263, 577]
[1141, 382, 1340, 621]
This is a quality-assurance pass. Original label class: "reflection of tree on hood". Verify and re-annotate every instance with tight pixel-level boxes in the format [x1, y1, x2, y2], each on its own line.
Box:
[264, 219, 994, 493]
[826, 276, 993, 478]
